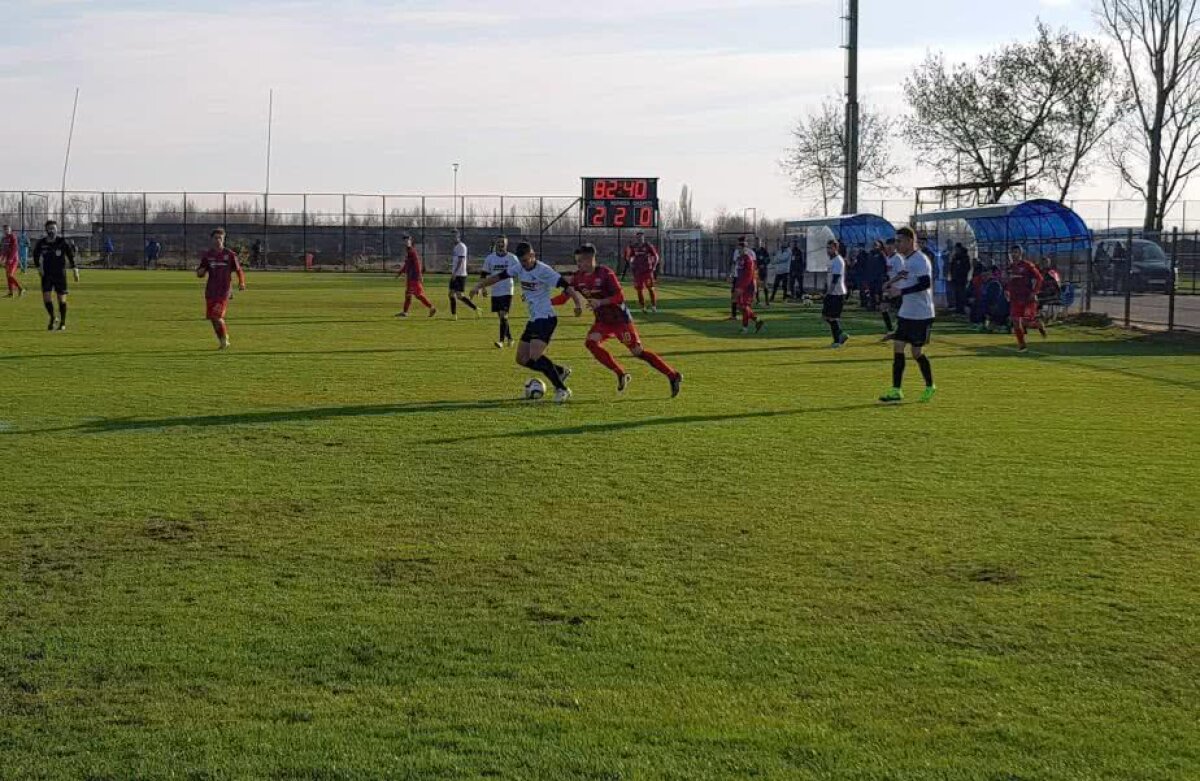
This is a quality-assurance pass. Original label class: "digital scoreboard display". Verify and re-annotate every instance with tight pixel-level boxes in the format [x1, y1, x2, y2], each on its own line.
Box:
[582, 177, 659, 228]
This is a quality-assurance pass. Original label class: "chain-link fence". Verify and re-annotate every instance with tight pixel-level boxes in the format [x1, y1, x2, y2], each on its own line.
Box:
[0, 191, 664, 273]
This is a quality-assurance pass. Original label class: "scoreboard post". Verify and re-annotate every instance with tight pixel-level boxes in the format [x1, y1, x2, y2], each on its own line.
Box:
[581, 178, 659, 229]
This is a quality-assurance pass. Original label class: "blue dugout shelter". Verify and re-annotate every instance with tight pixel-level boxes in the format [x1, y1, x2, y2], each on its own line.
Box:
[910, 199, 1092, 264]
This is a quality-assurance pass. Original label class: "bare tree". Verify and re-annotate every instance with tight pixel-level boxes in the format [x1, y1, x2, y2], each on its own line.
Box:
[782, 98, 900, 214]
[1098, 0, 1200, 230]
[903, 23, 1113, 204]
[1049, 38, 1123, 201]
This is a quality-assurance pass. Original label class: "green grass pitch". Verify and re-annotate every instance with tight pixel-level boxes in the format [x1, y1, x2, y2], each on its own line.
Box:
[2, 271, 1198, 780]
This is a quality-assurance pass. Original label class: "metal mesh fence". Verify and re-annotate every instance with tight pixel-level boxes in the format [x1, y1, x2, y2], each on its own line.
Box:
[0, 191, 665, 273]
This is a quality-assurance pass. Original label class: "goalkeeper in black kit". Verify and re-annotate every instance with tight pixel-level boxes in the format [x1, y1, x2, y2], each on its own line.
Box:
[32, 220, 78, 331]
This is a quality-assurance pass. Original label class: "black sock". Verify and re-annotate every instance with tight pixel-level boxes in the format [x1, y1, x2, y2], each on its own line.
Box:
[502, 319, 512, 341]
[462, 296, 478, 311]
[44, 301, 55, 319]
[731, 300, 737, 318]
[498, 319, 506, 342]
[528, 356, 566, 390]
[829, 320, 841, 341]
[892, 353, 906, 388]
[59, 301, 67, 325]
[882, 312, 893, 332]
[916, 354, 933, 387]
[450, 297, 458, 315]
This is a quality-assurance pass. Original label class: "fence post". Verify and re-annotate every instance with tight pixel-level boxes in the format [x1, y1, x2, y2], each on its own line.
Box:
[302, 193, 308, 267]
[381, 195, 387, 272]
[182, 192, 188, 269]
[1124, 227, 1133, 328]
[538, 197, 545, 258]
[142, 192, 148, 269]
[1168, 227, 1178, 332]
[420, 197, 427, 264]
[1084, 231, 1093, 312]
[499, 196, 505, 233]
[342, 194, 348, 271]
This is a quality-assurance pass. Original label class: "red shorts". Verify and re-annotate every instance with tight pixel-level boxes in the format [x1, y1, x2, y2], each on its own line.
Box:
[736, 291, 756, 308]
[1010, 299, 1038, 321]
[205, 298, 228, 320]
[406, 281, 426, 296]
[589, 321, 641, 347]
[634, 273, 655, 290]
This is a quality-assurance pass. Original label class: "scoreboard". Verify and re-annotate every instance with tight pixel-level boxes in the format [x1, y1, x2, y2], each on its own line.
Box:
[582, 177, 659, 229]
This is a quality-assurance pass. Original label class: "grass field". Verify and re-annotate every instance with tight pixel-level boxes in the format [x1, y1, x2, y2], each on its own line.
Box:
[2, 270, 1199, 780]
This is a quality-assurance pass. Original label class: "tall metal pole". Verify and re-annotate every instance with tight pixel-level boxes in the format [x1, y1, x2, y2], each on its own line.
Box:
[60, 87, 80, 227]
[264, 88, 273, 262]
[452, 163, 460, 230]
[841, 0, 859, 216]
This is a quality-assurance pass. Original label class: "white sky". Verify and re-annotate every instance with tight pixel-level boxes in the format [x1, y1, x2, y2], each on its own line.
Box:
[0, 0, 1176, 222]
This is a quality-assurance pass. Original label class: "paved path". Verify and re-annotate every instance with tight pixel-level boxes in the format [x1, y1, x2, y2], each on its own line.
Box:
[1086, 293, 1200, 330]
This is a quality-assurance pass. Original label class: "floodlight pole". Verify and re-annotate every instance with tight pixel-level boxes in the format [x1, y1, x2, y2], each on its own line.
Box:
[841, 0, 859, 216]
[60, 87, 80, 227]
[264, 88, 273, 258]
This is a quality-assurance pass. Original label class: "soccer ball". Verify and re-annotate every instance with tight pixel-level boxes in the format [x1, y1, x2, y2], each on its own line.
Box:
[523, 378, 546, 400]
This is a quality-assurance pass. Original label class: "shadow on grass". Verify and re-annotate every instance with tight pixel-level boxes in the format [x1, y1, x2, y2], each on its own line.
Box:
[0, 345, 488, 362]
[425, 402, 882, 444]
[11, 398, 658, 435]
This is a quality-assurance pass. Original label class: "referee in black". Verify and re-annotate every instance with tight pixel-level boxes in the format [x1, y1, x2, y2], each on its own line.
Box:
[32, 220, 78, 331]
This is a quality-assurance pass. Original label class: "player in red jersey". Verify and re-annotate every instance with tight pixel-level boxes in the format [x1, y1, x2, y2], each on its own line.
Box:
[2, 224, 23, 297]
[196, 228, 246, 350]
[558, 244, 682, 397]
[732, 244, 765, 334]
[395, 234, 437, 317]
[1005, 245, 1046, 352]
[621, 231, 661, 313]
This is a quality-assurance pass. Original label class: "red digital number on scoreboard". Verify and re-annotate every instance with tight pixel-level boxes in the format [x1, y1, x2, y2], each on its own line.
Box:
[582, 178, 659, 228]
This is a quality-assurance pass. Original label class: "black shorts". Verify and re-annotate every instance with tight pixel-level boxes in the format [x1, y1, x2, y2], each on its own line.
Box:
[520, 316, 558, 344]
[822, 294, 845, 319]
[491, 294, 513, 314]
[894, 317, 934, 347]
[41, 271, 68, 295]
[449, 276, 467, 293]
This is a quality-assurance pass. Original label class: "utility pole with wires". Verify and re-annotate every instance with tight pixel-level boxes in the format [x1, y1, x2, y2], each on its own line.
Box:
[263, 88, 274, 261]
[841, 0, 859, 216]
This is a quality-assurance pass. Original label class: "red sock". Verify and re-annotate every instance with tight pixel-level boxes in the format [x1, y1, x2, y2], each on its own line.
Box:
[637, 288, 645, 308]
[416, 292, 434, 309]
[586, 340, 625, 375]
[636, 349, 676, 378]
[218, 321, 228, 339]
[649, 288, 658, 307]
[404, 294, 413, 313]
[1015, 324, 1026, 347]
[742, 306, 756, 327]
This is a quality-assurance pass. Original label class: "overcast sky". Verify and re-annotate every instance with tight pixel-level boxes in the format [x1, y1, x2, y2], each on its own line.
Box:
[1, 0, 1161, 221]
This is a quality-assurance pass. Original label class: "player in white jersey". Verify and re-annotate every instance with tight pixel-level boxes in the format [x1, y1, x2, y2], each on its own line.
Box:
[481, 235, 518, 348]
[472, 241, 586, 403]
[879, 237, 905, 337]
[880, 226, 936, 404]
[447, 230, 480, 320]
[823, 240, 849, 347]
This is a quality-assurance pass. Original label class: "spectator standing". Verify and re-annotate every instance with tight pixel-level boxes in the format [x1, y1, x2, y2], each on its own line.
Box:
[18, 229, 30, 273]
[101, 232, 115, 267]
[949, 242, 971, 315]
[250, 239, 263, 270]
[2, 224, 23, 297]
[145, 237, 162, 269]
[790, 238, 806, 298]
[770, 240, 793, 303]
[755, 242, 771, 306]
